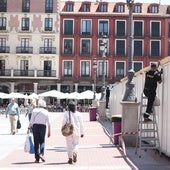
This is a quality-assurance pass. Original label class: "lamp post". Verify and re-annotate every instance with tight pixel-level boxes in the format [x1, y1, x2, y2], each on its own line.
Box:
[93, 57, 97, 99]
[122, 0, 136, 101]
[100, 35, 107, 100]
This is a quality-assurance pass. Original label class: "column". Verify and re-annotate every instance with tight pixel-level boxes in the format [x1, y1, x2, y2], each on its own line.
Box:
[74, 83, 78, 92]
[57, 83, 61, 92]
[33, 83, 38, 94]
[120, 101, 140, 146]
[10, 82, 15, 92]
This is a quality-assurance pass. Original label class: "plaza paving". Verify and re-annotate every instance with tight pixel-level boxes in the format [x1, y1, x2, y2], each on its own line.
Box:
[0, 111, 170, 170]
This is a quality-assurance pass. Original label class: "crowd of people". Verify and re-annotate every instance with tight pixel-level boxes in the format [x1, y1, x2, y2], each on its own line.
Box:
[4, 97, 84, 164]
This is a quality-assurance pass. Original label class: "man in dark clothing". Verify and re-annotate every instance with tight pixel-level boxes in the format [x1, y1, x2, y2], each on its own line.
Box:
[143, 63, 162, 121]
[106, 86, 110, 108]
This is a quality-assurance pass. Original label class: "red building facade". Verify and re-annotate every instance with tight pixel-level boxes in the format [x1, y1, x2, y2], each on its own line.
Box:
[59, 1, 170, 93]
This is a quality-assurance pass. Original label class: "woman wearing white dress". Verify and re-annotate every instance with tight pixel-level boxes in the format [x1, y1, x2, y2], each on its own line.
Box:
[62, 101, 84, 164]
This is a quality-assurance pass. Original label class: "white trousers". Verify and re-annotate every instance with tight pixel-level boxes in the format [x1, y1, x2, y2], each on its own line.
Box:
[66, 134, 79, 158]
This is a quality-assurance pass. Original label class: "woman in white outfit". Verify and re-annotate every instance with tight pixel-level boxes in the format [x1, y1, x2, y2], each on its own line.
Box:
[62, 101, 84, 164]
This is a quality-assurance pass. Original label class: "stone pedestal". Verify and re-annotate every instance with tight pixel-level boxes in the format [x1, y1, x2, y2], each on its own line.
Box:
[98, 101, 106, 121]
[121, 102, 140, 146]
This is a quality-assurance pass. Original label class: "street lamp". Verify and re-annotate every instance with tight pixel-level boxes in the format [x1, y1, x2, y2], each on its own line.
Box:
[122, 0, 136, 101]
[99, 34, 107, 100]
[93, 57, 97, 99]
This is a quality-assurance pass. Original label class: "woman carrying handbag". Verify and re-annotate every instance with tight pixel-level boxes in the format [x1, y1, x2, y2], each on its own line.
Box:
[62, 101, 84, 164]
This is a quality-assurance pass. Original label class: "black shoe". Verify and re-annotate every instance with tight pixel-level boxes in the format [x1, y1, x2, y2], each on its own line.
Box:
[34, 160, 39, 163]
[39, 155, 45, 162]
[68, 158, 72, 164]
[144, 117, 152, 122]
[73, 152, 77, 163]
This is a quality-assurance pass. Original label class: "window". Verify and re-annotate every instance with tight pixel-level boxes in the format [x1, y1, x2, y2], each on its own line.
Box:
[134, 5, 141, 13]
[64, 20, 73, 35]
[134, 21, 143, 37]
[115, 62, 125, 78]
[100, 4, 107, 12]
[133, 62, 142, 72]
[98, 61, 107, 77]
[66, 3, 73, 12]
[21, 38, 29, 52]
[0, 38, 6, 52]
[116, 20, 125, 36]
[99, 20, 108, 35]
[20, 60, 28, 76]
[0, 0, 7, 12]
[63, 61, 72, 76]
[44, 38, 52, 53]
[81, 39, 90, 55]
[134, 40, 143, 56]
[44, 60, 52, 76]
[168, 23, 170, 38]
[116, 40, 125, 56]
[98, 39, 108, 56]
[22, 0, 30, 12]
[45, 18, 53, 31]
[81, 20, 91, 35]
[45, 0, 53, 13]
[81, 4, 90, 12]
[0, 60, 5, 76]
[0, 17, 6, 30]
[151, 21, 160, 37]
[117, 5, 124, 13]
[151, 6, 158, 13]
[64, 39, 73, 55]
[168, 42, 170, 56]
[150, 40, 160, 57]
[81, 61, 90, 77]
[21, 18, 29, 31]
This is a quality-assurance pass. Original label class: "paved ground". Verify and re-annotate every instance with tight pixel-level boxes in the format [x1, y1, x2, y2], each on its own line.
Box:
[0, 111, 170, 170]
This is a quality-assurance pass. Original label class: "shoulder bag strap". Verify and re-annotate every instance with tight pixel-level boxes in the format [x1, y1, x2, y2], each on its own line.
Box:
[68, 111, 71, 123]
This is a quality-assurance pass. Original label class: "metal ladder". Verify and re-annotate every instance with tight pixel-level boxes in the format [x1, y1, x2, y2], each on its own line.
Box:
[135, 93, 161, 157]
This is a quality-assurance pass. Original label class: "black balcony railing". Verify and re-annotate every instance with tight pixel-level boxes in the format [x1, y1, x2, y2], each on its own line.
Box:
[39, 47, 56, 54]
[13, 70, 34, 77]
[37, 70, 56, 77]
[0, 46, 10, 53]
[0, 69, 11, 76]
[16, 47, 33, 54]
[0, 26, 6, 30]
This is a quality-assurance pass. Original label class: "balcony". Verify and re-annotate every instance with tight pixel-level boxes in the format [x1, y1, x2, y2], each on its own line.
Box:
[0, 69, 57, 78]
[0, 46, 10, 53]
[39, 47, 56, 54]
[37, 70, 56, 77]
[16, 47, 33, 54]
[0, 69, 11, 76]
[13, 70, 34, 77]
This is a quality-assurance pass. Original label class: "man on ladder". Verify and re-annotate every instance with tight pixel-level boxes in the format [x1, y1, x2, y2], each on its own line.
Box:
[143, 62, 163, 122]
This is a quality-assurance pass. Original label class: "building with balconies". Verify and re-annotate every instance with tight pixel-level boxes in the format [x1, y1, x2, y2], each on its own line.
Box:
[0, 0, 60, 94]
[0, 0, 170, 96]
[59, 1, 170, 93]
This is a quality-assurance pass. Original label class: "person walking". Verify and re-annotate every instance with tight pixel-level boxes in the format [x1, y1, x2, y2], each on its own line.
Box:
[27, 99, 51, 163]
[62, 101, 84, 164]
[106, 86, 110, 108]
[25, 99, 36, 122]
[143, 62, 162, 122]
[5, 98, 20, 135]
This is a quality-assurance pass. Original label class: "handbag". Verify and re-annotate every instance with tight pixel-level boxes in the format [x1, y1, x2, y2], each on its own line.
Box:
[61, 111, 73, 137]
[24, 134, 35, 154]
[16, 119, 21, 129]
